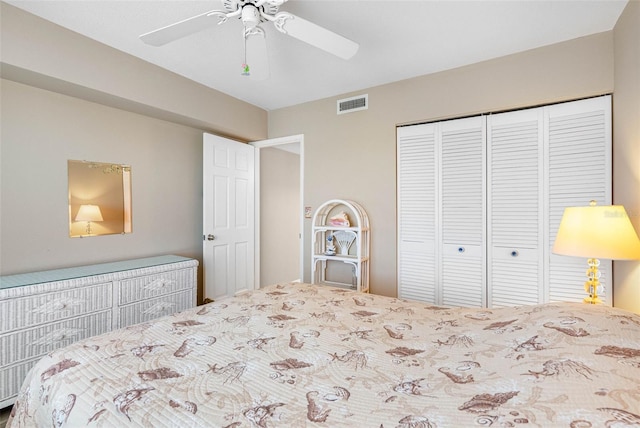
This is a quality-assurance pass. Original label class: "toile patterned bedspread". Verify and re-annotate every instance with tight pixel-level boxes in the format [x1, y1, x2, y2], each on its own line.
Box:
[7, 283, 640, 427]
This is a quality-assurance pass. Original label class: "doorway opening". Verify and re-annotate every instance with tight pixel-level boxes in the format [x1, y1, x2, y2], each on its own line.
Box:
[251, 135, 304, 288]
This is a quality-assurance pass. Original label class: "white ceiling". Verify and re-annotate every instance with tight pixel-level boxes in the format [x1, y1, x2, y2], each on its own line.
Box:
[6, 0, 628, 111]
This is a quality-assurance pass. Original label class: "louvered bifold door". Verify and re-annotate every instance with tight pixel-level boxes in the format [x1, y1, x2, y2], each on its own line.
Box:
[546, 95, 612, 305]
[487, 109, 544, 307]
[397, 124, 438, 303]
[439, 117, 486, 307]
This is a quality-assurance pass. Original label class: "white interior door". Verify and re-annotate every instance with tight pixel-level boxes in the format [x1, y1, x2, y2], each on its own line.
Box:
[203, 133, 255, 300]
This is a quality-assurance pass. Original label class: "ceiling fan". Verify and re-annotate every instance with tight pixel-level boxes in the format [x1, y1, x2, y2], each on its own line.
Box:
[140, 0, 359, 80]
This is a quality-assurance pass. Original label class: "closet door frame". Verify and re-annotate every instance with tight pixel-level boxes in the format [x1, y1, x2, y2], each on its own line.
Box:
[397, 95, 612, 307]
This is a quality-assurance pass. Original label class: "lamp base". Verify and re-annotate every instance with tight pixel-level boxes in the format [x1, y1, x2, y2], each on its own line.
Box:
[583, 295, 602, 305]
[583, 258, 603, 305]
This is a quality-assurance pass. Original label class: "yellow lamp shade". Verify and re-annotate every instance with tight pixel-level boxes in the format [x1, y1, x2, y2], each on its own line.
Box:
[75, 204, 104, 222]
[553, 204, 640, 260]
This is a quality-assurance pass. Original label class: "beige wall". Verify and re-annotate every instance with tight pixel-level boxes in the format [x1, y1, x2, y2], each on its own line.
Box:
[269, 32, 615, 297]
[0, 3, 267, 142]
[0, 79, 203, 279]
[259, 147, 301, 286]
[613, 1, 640, 313]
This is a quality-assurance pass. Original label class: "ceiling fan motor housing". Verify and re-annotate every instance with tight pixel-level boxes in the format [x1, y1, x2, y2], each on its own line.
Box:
[223, 0, 280, 17]
[241, 4, 261, 28]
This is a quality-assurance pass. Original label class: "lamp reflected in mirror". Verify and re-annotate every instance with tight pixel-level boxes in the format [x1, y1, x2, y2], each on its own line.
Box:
[75, 204, 103, 235]
[68, 160, 132, 238]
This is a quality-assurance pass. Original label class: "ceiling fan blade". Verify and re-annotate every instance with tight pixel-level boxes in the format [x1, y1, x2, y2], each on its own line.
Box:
[272, 12, 358, 60]
[245, 27, 270, 81]
[140, 9, 228, 47]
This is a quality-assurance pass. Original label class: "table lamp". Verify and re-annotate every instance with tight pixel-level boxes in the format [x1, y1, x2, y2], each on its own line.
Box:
[75, 204, 104, 235]
[552, 201, 640, 304]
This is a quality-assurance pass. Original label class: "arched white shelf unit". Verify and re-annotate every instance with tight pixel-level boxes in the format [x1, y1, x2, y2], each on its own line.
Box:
[311, 199, 370, 292]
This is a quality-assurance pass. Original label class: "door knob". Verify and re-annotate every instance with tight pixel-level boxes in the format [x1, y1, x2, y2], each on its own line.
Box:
[206, 234, 215, 241]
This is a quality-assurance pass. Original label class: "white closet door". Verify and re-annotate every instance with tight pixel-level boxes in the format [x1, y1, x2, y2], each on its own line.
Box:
[487, 108, 544, 307]
[546, 96, 612, 305]
[397, 124, 438, 302]
[439, 117, 486, 307]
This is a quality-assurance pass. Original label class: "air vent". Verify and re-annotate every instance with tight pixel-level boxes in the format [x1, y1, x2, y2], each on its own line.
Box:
[337, 94, 368, 115]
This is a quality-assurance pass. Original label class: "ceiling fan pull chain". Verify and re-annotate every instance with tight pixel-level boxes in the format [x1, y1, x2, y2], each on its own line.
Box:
[241, 30, 250, 76]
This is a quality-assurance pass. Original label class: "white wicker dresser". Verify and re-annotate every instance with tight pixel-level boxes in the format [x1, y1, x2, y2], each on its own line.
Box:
[0, 255, 198, 408]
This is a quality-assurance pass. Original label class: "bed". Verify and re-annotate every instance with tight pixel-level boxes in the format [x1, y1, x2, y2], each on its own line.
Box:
[7, 282, 640, 427]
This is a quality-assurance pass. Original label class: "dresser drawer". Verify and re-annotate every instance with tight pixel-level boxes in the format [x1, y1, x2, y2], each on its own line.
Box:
[0, 282, 112, 333]
[118, 268, 195, 305]
[0, 357, 39, 406]
[0, 310, 112, 366]
[119, 290, 194, 328]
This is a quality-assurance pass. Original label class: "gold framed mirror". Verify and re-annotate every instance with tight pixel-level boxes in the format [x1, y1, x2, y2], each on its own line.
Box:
[68, 160, 132, 237]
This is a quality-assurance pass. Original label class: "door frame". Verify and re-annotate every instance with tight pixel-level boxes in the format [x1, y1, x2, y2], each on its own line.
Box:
[250, 134, 305, 289]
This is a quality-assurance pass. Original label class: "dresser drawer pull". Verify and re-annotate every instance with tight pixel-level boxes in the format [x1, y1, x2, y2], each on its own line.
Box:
[52, 328, 82, 342]
[511, 250, 519, 257]
[458, 247, 465, 254]
[143, 278, 175, 291]
[31, 328, 84, 347]
[32, 298, 84, 315]
[143, 302, 175, 315]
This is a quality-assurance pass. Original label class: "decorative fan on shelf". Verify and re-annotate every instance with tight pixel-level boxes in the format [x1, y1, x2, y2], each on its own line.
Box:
[139, 0, 359, 80]
[333, 230, 357, 256]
